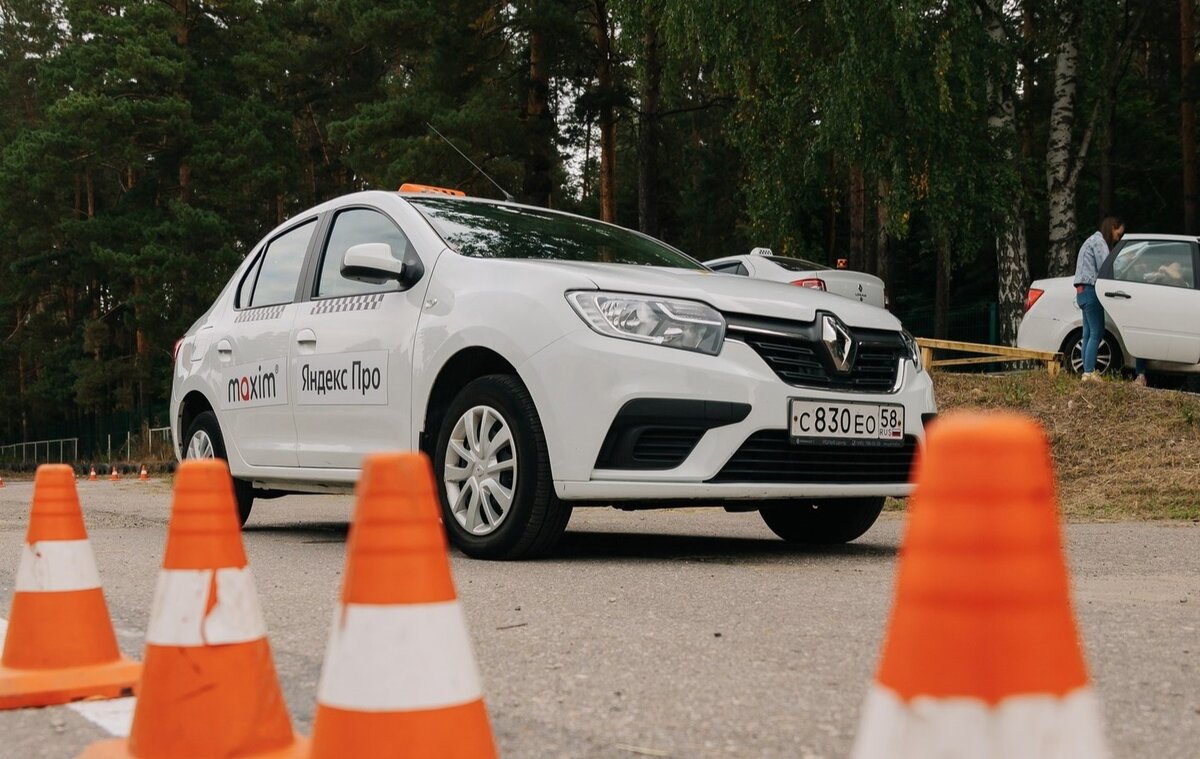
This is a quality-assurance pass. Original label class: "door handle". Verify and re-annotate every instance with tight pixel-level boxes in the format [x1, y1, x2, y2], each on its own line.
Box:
[216, 339, 233, 354]
[296, 329, 317, 345]
[1103, 291, 1132, 299]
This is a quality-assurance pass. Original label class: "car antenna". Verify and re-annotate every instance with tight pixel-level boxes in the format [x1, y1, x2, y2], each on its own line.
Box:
[426, 122, 516, 202]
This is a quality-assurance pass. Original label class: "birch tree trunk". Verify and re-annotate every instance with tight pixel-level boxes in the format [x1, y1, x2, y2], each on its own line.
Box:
[983, 1, 1030, 345]
[1046, 9, 1084, 277]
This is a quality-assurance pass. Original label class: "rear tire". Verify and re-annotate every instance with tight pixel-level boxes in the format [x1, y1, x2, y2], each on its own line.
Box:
[183, 411, 254, 526]
[759, 497, 885, 544]
[1061, 329, 1123, 375]
[433, 374, 571, 559]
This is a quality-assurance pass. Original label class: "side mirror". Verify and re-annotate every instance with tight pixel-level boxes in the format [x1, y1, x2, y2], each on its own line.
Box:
[341, 243, 404, 283]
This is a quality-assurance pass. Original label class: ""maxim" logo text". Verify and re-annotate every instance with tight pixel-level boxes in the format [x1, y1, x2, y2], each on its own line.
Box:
[227, 365, 278, 404]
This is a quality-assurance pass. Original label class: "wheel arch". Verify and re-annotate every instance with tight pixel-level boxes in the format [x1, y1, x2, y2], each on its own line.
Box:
[1059, 326, 1126, 372]
[178, 391, 215, 454]
[420, 347, 524, 456]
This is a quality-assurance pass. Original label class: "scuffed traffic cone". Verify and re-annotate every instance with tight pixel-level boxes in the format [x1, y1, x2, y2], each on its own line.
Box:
[0, 465, 140, 709]
[307, 453, 497, 758]
[851, 412, 1108, 758]
[89, 467, 98, 482]
[137, 465, 149, 482]
[80, 459, 306, 758]
[109, 467, 119, 482]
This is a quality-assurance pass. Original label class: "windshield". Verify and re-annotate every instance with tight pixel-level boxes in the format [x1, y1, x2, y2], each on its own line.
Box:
[408, 197, 706, 270]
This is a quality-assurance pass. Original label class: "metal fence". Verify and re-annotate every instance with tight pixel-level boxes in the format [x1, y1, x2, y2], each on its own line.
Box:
[2, 424, 175, 466]
[0, 437, 79, 465]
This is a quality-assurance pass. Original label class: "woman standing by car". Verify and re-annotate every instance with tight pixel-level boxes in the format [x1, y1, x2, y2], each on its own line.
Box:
[1073, 216, 1125, 380]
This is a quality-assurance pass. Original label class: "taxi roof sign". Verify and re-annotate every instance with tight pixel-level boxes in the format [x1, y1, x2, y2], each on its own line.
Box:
[750, 247, 774, 256]
[399, 183, 465, 197]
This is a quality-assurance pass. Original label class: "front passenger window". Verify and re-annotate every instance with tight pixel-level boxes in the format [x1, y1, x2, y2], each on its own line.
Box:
[316, 209, 415, 299]
[247, 220, 316, 307]
[1112, 241, 1195, 290]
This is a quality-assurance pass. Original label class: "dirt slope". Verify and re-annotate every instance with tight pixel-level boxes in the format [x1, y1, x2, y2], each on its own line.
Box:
[931, 372, 1200, 519]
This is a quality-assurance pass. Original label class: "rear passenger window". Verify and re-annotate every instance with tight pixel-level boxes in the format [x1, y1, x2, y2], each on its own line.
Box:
[710, 260, 748, 276]
[711, 261, 750, 276]
[316, 209, 414, 299]
[246, 220, 316, 308]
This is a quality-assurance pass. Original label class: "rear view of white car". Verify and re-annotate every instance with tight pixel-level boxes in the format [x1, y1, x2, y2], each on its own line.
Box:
[171, 189, 935, 559]
[1017, 234, 1200, 377]
[706, 249, 888, 308]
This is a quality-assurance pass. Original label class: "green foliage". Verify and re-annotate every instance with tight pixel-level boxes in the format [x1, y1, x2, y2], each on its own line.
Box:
[0, 0, 1195, 448]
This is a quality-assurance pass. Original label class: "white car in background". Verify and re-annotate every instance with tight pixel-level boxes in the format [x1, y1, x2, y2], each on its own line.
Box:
[1017, 234, 1200, 377]
[171, 189, 935, 559]
[706, 249, 888, 308]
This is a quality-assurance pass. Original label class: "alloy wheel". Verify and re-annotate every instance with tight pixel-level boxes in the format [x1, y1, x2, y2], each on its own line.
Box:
[443, 405, 517, 536]
[1069, 337, 1113, 374]
[185, 429, 215, 459]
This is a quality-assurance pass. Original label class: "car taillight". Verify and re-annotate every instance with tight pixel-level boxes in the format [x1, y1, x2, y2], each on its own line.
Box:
[173, 337, 184, 363]
[1024, 288, 1045, 312]
[791, 278, 826, 291]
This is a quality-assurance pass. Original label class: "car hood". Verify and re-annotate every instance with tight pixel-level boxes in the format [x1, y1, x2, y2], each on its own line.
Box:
[538, 261, 902, 331]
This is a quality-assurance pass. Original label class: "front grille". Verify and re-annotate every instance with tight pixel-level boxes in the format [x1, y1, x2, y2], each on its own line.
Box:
[726, 313, 905, 392]
[708, 431, 918, 484]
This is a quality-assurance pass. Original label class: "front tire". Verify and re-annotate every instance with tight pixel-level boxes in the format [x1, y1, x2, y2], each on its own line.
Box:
[433, 375, 571, 559]
[183, 411, 255, 526]
[1062, 329, 1123, 375]
[759, 497, 885, 544]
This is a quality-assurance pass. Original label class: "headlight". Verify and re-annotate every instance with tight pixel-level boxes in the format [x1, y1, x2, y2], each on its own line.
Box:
[901, 330, 922, 371]
[566, 291, 726, 356]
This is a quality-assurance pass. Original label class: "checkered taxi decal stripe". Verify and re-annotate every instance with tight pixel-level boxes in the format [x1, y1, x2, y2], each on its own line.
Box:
[234, 305, 287, 323]
[310, 293, 386, 315]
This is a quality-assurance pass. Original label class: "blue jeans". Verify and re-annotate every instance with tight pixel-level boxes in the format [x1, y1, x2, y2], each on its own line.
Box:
[1076, 285, 1104, 373]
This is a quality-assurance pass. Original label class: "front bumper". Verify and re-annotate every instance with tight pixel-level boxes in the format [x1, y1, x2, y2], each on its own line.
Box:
[520, 329, 936, 501]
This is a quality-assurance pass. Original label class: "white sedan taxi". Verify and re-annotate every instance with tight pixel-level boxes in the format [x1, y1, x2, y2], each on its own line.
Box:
[171, 187, 936, 558]
[706, 249, 888, 308]
[1018, 234, 1200, 377]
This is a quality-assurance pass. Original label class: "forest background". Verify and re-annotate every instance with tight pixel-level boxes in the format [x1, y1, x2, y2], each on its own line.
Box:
[0, 0, 1192, 453]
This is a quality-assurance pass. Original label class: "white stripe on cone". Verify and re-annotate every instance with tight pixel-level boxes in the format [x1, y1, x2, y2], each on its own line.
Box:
[317, 601, 483, 712]
[14, 540, 103, 592]
[850, 685, 1110, 759]
[144, 567, 267, 646]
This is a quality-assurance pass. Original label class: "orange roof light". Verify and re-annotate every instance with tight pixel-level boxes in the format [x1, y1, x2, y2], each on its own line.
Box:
[399, 183, 465, 196]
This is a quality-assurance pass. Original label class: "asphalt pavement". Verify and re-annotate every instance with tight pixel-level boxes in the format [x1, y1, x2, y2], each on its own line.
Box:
[0, 478, 1197, 758]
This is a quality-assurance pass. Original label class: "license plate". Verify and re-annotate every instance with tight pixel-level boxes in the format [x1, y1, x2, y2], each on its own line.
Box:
[789, 399, 905, 446]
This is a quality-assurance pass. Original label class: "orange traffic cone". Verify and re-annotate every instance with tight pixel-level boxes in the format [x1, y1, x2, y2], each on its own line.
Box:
[0, 465, 140, 709]
[88, 467, 98, 482]
[109, 466, 119, 482]
[137, 465, 149, 482]
[851, 412, 1108, 758]
[307, 452, 497, 758]
[80, 459, 306, 758]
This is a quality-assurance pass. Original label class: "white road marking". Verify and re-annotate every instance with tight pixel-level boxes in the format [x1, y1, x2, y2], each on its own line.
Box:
[0, 617, 136, 737]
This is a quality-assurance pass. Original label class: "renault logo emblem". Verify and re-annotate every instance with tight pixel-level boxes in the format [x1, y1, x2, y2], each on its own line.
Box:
[821, 314, 855, 373]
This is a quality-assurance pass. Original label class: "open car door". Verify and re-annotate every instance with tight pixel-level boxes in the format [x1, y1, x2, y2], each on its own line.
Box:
[1097, 238, 1200, 364]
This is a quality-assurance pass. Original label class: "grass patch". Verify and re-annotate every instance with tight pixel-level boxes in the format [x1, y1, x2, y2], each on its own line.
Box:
[928, 371, 1200, 521]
